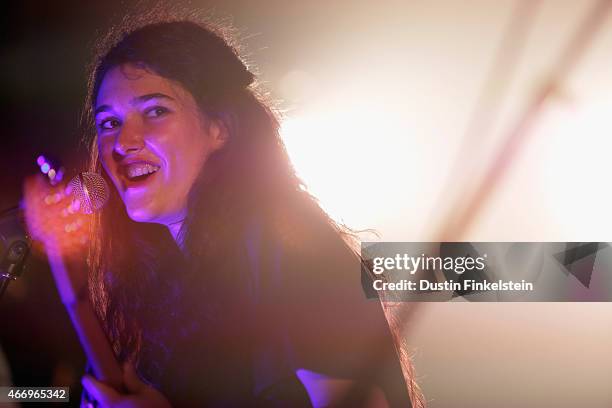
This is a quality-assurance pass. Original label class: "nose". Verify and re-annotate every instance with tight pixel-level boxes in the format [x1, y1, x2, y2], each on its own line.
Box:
[113, 116, 145, 156]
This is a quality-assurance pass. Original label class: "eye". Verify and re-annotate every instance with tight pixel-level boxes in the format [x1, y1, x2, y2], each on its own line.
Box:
[98, 118, 121, 131]
[145, 106, 170, 118]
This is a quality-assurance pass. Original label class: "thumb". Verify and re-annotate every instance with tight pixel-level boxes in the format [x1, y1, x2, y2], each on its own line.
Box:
[123, 362, 146, 393]
[81, 375, 119, 407]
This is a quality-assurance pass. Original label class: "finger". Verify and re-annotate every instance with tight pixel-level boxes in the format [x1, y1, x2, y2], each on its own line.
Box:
[81, 375, 120, 407]
[23, 175, 64, 220]
[22, 176, 48, 241]
[80, 398, 95, 408]
[70, 198, 82, 212]
[80, 390, 95, 408]
[122, 362, 146, 393]
[22, 175, 46, 211]
[22, 175, 39, 203]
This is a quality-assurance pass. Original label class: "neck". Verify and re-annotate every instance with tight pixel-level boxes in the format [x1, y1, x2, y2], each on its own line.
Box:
[167, 220, 185, 249]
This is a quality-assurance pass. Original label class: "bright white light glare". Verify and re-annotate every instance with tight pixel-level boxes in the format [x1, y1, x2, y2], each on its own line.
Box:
[280, 102, 426, 235]
[539, 100, 612, 239]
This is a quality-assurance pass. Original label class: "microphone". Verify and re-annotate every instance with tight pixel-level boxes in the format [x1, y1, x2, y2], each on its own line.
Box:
[36, 155, 109, 214]
[68, 172, 110, 214]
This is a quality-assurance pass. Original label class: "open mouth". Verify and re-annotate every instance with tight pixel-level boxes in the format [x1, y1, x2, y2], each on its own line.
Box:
[122, 162, 161, 185]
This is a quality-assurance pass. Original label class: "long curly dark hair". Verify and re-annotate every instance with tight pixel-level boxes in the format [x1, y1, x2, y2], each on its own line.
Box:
[81, 7, 424, 407]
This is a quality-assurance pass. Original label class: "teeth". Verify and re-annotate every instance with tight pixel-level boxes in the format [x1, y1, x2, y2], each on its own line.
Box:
[126, 163, 160, 179]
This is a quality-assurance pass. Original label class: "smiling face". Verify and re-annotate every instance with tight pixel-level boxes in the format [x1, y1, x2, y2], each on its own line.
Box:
[95, 63, 226, 227]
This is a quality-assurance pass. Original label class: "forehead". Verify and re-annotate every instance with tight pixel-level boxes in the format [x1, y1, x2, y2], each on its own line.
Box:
[96, 64, 190, 106]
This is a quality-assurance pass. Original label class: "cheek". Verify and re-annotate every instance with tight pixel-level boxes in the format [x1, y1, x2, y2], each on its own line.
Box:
[98, 138, 119, 181]
[162, 126, 210, 180]
[185, 138, 209, 174]
[185, 138, 209, 185]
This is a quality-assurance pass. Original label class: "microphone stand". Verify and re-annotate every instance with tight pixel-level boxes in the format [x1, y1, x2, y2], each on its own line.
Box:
[0, 207, 30, 301]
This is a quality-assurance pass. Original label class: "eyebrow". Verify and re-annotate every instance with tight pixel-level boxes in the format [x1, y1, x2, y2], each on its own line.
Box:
[94, 93, 176, 115]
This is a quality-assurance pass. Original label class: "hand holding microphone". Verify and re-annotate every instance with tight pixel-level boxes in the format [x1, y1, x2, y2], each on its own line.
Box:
[23, 171, 108, 260]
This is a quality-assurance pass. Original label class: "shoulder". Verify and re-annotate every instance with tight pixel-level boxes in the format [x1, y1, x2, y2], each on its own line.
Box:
[244, 208, 410, 405]
[243, 202, 363, 304]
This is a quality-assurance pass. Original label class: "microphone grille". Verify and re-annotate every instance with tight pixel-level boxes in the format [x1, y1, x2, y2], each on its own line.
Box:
[68, 172, 110, 214]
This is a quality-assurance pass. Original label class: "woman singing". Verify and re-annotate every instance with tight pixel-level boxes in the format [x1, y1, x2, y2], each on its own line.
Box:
[24, 12, 419, 408]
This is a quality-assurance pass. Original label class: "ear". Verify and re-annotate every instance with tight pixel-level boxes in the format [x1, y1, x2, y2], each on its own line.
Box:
[206, 115, 230, 152]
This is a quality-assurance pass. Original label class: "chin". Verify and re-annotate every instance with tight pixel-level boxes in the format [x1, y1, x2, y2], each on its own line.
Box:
[126, 206, 159, 224]
[126, 204, 183, 227]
